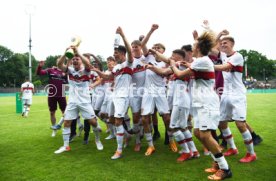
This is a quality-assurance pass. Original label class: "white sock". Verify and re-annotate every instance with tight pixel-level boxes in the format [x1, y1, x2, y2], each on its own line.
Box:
[183, 130, 198, 152]
[145, 133, 153, 147]
[242, 129, 255, 155]
[222, 127, 237, 149]
[116, 125, 124, 152]
[173, 130, 189, 153]
[63, 127, 70, 147]
[58, 117, 64, 126]
[216, 155, 229, 170]
[92, 125, 100, 142]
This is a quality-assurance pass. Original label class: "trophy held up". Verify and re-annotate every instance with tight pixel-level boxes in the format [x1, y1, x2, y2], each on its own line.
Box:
[65, 36, 82, 59]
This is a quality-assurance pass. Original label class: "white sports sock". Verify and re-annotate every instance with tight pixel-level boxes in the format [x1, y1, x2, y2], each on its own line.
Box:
[222, 127, 237, 149]
[145, 133, 153, 147]
[173, 130, 189, 153]
[116, 125, 124, 152]
[92, 125, 100, 142]
[242, 129, 255, 155]
[23, 105, 27, 113]
[63, 127, 71, 147]
[216, 155, 229, 170]
[57, 117, 64, 126]
[183, 130, 198, 152]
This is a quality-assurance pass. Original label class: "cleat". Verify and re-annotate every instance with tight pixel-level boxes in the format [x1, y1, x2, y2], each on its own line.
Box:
[95, 140, 103, 150]
[153, 131, 161, 141]
[105, 134, 115, 140]
[192, 151, 200, 158]
[253, 135, 263, 146]
[69, 134, 77, 143]
[177, 152, 192, 162]
[134, 143, 141, 152]
[54, 146, 70, 154]
[21, 112, 25, 117]
[83, 139, 89, 145]
[239, 153, 257, 163]
[208, 169, 232, 180]
[51, 130, 57, 137]
[169, 140, 178, 152]
[111, 151, 122, 160]
[205, 162, 219, 173]
[145, 146, 155, 156]
[224, 148, 238, 156]
[51, 124, 61, 130]
[77, 125, 84, 137]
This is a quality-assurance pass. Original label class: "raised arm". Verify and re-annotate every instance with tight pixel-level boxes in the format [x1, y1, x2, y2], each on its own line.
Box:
[57, 53, 68, 73]
[141, 24, 159, 55]
[73, 46, 91, 70]
[36, 61, 48, 75]
[90, 76, 103, 90]
[116, 27, 133, 63]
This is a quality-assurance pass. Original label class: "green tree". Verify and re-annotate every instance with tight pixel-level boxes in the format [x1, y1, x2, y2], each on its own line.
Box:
[239, 49, 276, 80]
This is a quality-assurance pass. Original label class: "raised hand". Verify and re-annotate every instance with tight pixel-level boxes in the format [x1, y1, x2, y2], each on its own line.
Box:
[201, 20, 210, 30]
[192, 30, 198, 40]
[151, 24, 159, 31]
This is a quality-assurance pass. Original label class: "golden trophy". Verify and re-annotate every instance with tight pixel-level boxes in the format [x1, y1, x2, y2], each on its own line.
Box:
[65, 36, 81, 59]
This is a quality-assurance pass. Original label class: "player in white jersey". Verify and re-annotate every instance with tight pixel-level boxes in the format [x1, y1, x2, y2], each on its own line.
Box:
[98, 56, 116, 140]
[54, 46, 103, 154]
[129, 40, 146, 152]
[171, 32, 232, 180]
[147, 49, 200, 162]
[92, 27, 133, 160]
[20, 78, 34, 117]
[215, 36, 256, 163]
[140, 24, 178, 156]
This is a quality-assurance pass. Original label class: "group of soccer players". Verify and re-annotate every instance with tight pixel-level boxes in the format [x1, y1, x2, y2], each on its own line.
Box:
[32, 21, 262, 180]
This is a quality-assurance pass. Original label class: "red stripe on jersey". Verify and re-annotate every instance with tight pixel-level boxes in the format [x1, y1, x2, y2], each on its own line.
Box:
[185, 138, 193, 142]
[113, 67, 133, 76]
[23, 87, 33, 90]
[172, 74, 190, 82]
[133, 66, 145, 73]
[227, 62, 243, 73]
[193, 71, 215, 80]
[68, 74, 90, 82]
[116, 133, 124, 136]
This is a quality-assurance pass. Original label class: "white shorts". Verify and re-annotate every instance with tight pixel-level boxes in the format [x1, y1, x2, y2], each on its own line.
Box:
[220, 95, 247, 121]
[92, 92, 105, 111]
[141, 94, 170, 116]
[64, 102, 96, 120]
[22, 98, 32, 105]
[110, 97, 129, 118]
[193, 107, 219, 131]
[100, 94, 112, 114]
[129, 96, 142, 113]
[167, 95, 173, 111]
[170, 106, 189, 129]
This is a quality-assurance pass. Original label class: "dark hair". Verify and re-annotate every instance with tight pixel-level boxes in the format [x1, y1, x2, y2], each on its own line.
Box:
[114, 45, 126, 54]
[107, 56, 115, 61]
[197, 32, 215, 56]
[181, 44, 192, 52]
[172, 49, 186, 59]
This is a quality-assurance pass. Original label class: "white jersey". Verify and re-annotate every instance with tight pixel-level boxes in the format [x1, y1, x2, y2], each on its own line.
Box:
[190, 56, 219, 109]
[67, 66, 91, 104]
[132, 55, 146, 96]
[220, 52, 246, 96]
[21, 82, 34, 99]
[144, 54, 166, 94]
[90, 70, 99, 94]
[112, 60, 133, 97]
[172, 64, 190, 108]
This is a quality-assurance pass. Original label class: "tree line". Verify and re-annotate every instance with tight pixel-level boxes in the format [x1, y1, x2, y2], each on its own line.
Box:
[0, 44, 275, 88]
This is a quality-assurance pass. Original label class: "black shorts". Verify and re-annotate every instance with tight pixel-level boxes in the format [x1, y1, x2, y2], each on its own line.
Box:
[48, 96, 67, 112]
